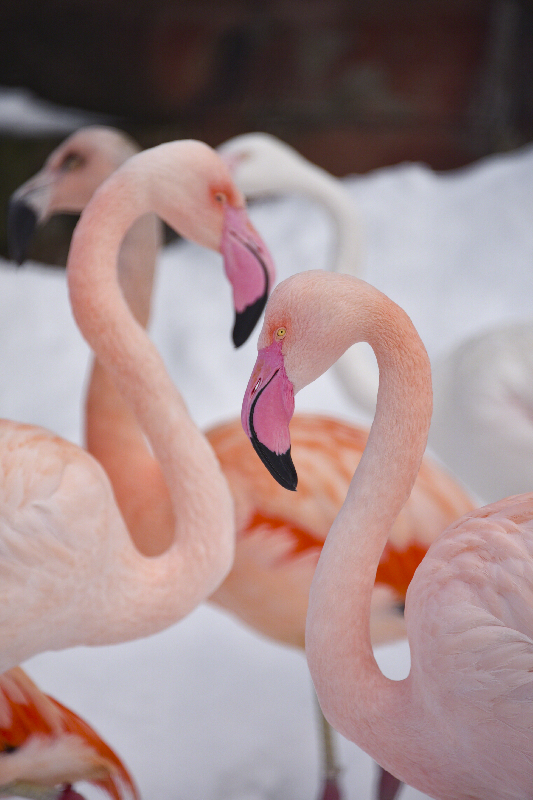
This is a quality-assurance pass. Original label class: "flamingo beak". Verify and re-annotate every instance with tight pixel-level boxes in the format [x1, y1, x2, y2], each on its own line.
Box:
[241, 341, 297, 490]
[220, 205, 275, 347]
[7, 197, 38, 265]
[7, 172, 53, 265]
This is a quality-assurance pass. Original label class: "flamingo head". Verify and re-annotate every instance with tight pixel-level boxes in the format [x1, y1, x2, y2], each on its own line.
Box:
[8, 126, 139, 265]
[242, 270, 366, 489]
[133, 139, 276, 347]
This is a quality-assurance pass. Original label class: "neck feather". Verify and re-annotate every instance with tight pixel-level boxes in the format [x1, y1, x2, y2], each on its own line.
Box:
[67, 170, 234, 632]
[305, 283, 432, 765]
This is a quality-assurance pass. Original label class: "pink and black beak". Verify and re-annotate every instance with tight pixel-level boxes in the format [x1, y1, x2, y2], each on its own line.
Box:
[221, 206, 275, 347]
[7, 195, 39, 265]
[7, 169, 53, 266]
[241, 341, 298, 490]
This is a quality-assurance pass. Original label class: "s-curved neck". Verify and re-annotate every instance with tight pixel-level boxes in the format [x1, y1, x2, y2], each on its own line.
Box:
[67, 167, 234, 636]
[305, 281, 432, 767]
[116, 211, 161, 328]
[289, 160, 379, 417]
[287, 158, 363, 277]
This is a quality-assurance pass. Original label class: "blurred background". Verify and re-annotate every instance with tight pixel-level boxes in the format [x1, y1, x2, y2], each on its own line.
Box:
[1, 0, 533, 264]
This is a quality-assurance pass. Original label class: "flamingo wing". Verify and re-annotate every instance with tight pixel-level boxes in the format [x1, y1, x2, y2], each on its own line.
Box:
[0, 667, 138, 800]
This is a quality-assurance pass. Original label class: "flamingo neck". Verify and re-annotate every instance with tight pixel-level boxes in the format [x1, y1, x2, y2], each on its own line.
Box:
[83, 208, 169, 556]
[305, 285, 432, 768]
[67, 170, 234, 632]
[289, 160, 363, 276]
[292, 161, 380, 416]
[116, 212, 161, 328]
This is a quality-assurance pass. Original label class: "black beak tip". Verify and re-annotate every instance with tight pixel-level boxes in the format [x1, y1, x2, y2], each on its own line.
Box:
[232, 291, 268, 348]
[7, 199, 38, 265]
[251, 438, 298, 491]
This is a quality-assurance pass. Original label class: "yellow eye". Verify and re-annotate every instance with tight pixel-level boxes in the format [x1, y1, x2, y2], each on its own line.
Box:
[275, 327, 286, 341]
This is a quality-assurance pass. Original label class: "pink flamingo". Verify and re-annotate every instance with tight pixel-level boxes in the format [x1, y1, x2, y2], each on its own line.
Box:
[10, 128, 475, 800]
[0, 135, 288, 674]
[220, 132, 533, 510]
[242, 269, 533, 799]
[0, 667, 137, 800]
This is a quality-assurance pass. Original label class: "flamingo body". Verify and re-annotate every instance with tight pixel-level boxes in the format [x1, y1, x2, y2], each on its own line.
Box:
[431, 322, 533, 502]
[0, 135, 288, 673]
[0, 419, 172, 669]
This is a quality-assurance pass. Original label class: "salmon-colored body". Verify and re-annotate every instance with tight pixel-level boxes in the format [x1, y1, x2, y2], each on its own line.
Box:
[208, 413, 474, 649]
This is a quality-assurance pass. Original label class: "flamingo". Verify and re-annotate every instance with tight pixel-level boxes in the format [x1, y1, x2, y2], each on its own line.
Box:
[242, 268, 533, 800]
[220, 132, 533, 508]
[430, 321, 533, 503]
[0, 135, 287, 674]
[0, 667, 137, 800]
[10, 128, 475, 800]
[218, 131, 378, 415]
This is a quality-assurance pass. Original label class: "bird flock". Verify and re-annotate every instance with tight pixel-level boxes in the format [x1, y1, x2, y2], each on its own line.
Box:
[0, 126, 531, 800]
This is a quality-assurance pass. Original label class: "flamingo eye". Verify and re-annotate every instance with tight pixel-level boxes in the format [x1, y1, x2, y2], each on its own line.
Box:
[275, 327, 286, 341]
[214, 192, 226, 204]
[61, 153, 84, 172]
[251, 378, 262, 395]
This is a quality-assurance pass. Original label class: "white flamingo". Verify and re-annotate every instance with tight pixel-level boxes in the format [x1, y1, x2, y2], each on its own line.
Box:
[218, 131, 379, 415]
[221, 131, 533, 507]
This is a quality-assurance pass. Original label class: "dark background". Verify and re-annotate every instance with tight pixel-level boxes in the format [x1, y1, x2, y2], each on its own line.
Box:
[1, 0, 532, 263]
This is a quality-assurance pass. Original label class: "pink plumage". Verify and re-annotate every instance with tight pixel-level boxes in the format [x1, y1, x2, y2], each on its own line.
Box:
[243, 269, 533, 800]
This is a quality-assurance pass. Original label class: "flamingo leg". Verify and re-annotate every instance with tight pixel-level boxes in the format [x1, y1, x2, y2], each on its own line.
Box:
[376, 768, 403, 800]
[314, 691, 343, 800]
[314, 689, 403, 800]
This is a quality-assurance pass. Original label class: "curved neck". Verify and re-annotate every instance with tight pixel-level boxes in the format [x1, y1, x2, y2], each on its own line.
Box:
[83, 208, 172, 557]
[68, 171, 234, 634]
[292, 162, 379, 416]
[305, 285, 432, 768]
[291, 161, 363, 276]
[116, 211, 161, 328]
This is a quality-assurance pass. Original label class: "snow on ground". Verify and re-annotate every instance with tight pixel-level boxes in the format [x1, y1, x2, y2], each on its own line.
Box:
[0, 129, 531, 799]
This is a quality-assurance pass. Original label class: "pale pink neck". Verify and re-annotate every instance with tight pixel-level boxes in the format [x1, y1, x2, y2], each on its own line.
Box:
[305, 284, 432, 768]
[67, 170, 234, 635]
[69, 178, 183, 478]
[83, 206, 168, 556]
[116, 211, 160, 328]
